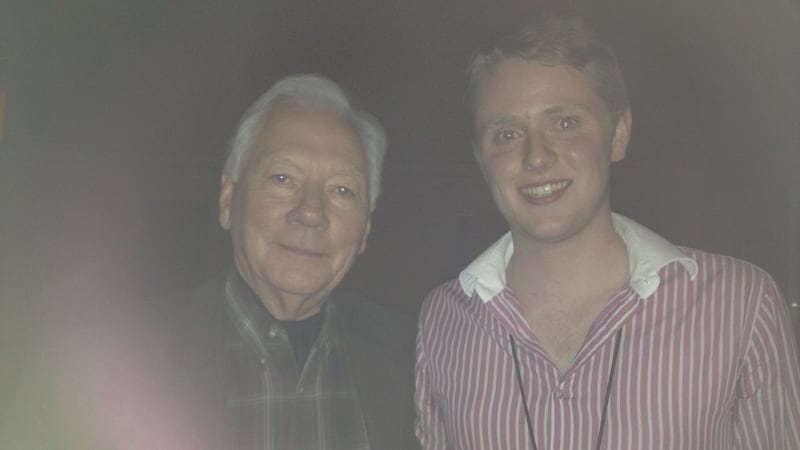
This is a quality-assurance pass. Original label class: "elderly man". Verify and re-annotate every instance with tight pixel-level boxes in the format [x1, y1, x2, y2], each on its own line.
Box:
[165, 74, 418, 449]
[215, 74, 418, 449]
[415, 13, 800, 450]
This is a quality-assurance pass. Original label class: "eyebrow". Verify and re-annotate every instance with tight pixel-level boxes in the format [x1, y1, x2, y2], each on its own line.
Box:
[542, 103, 593, 115]
[256, 154, 299, 170]
[478, 103, 594, 131]
[329, 168, 367, 180]
[477, 115, 525, 135]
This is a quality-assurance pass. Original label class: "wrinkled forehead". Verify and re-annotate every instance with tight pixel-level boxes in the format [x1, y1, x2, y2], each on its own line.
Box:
[248, 102, 366, 165]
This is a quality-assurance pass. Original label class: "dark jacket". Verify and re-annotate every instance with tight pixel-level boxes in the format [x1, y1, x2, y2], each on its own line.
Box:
[150, 274, 420, 450]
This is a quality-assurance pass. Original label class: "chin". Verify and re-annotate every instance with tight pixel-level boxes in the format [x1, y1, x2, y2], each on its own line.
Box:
[275, 275, 328, 296]
[515, 221, 579, 244]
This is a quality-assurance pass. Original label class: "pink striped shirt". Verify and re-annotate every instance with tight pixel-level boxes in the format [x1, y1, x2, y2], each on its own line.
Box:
[415, 214, 800, 449]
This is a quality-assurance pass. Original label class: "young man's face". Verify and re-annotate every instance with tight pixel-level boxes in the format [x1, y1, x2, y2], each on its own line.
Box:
[473, 58, 631, 248]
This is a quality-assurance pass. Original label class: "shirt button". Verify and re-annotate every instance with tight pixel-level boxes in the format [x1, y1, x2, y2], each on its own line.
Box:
[553, 388, 564, 399]
[268, 328, 279, 338]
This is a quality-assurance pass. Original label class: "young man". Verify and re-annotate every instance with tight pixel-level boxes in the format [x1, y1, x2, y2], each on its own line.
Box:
[415, 14, 800, 450]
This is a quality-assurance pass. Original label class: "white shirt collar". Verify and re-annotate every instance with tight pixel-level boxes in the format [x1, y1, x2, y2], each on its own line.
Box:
[458, 213, 698, 302]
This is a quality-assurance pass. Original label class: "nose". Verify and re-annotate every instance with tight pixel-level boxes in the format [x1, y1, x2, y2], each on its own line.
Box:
[522, 132, 556, 172]
[287, 187, 329, 230]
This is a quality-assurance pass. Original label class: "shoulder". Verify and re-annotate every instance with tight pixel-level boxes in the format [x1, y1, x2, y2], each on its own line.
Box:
[150, 273, 227, 313]
[419, 277, 475, 323]
[144, 274, 228, 333]
[333, 290, 417, 354]
[678, 246, 778, 292]
[673, 247, 786, 324]
[334, 290, 416, 334]
[136, 274, 230, 372]
[416, 277, 494, 351]
[426, 277, 467, 298]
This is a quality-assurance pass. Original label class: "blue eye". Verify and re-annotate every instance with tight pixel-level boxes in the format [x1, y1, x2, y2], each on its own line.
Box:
[336, 186, 354, 198]
[493, 129, 521, 144]
[557, 117, 578, 129]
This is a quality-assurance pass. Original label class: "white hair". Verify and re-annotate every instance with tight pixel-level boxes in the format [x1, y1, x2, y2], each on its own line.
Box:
[222, 74, 387, 211]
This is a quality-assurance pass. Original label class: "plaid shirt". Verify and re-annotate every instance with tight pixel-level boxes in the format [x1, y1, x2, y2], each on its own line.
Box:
[223, 272, 371, 450]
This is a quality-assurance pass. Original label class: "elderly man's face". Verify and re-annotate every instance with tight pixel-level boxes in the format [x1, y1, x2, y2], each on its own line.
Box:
[219, 103, 371, 318]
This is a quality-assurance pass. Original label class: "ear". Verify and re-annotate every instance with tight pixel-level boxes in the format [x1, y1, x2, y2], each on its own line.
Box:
[358, 216, 372, 254]
[218, 175, 235, 230]
[610, 108, 632, 162]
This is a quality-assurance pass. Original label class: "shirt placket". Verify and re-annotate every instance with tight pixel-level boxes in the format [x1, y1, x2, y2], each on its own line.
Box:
[484, 290, 560, 449]
[550, 289, 640, 450]
[485, 287, 641, 450]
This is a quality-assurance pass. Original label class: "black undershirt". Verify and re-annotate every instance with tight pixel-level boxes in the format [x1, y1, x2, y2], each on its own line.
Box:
[233, 270, 325, 367]
[275, 308, 325, 367]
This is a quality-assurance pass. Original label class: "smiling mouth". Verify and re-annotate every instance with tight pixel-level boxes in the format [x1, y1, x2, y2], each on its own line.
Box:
[281, 244, 325, 257]
[520, 180, 570, 199]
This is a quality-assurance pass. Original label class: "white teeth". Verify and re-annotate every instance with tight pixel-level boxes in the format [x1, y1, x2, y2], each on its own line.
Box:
[522, 181, 568, 198]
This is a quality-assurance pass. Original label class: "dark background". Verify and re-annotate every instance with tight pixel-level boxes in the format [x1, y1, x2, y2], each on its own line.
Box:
[1, 0, 798, 351]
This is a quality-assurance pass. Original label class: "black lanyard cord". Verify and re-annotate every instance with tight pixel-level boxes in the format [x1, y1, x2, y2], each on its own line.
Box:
[595, 327, 623, 450]
[509, 334, 538, 450]
[509, 327, 623, 450]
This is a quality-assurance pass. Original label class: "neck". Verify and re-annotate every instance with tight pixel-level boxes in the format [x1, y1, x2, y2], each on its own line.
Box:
[236, 269, 327, 321]
[260, 294, 325, 321]
[507, 217, 629, 308]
